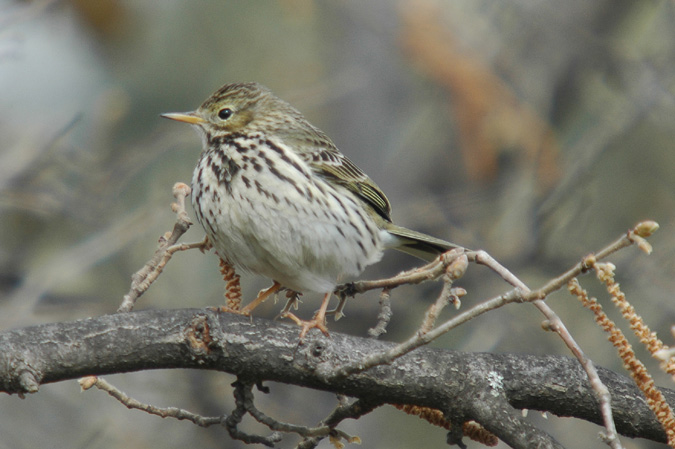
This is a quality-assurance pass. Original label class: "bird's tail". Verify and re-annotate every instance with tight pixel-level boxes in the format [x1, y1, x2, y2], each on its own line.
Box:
[384, 223, 461, 262]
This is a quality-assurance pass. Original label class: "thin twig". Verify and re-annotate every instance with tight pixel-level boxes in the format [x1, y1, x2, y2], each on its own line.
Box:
[295, 397, 380, 449]
[332, 222, 657, 389]
[535, 297, 621, 449]
[331, 289, 515, 379]
[226, 381, 282, 447]
[367, 288, 392, 338]
[78, 376, 222, 427]
[117, 183, 209, 312]
[337, 248, 465, 296]
[238, 382, 359, 443]
[330, 222, 658, 446]
[419, 258, 468, 334]
[472, 248, 622, 448]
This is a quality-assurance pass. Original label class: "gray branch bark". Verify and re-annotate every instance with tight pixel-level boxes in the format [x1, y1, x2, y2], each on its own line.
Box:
[0, 308, 669, 448]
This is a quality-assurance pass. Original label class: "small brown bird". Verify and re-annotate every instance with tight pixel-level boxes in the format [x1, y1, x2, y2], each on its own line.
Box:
[163, 82, 457, 336]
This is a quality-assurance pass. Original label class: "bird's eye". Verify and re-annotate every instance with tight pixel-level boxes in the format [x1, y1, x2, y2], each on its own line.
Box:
[218, 108, 233, 120]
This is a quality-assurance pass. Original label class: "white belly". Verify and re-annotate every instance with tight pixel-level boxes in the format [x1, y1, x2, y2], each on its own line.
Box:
[191, 137, 385, 293]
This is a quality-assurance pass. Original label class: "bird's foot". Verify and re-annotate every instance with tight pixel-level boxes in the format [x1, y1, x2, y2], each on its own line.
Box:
[211, 305, 244, 314]
[213, 281, 282, 316]
[274, 291, 302, 320]
[281, 292, 332, 339]
[281, 311, 329, 339]
[240, 281, 282, 315]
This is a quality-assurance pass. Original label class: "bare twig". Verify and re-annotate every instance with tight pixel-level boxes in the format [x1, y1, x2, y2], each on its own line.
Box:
[337, 248, 466, 296]
[296, 397, 380, 449]
[329, 222, 657, 445]
[117, 183, 209, 313]
[225, 380, 282, 447]
[78, 376, 222, 427]
[331, 221, 659, 449]
[234, 381, 357, 444]
[473, 249, 623, 448]
[537, 298, 622, 448]
[419, 258, 468, 334]
[367, 288, 392, 338]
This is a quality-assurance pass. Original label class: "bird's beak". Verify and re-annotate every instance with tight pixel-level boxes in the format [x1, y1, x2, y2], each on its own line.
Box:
[161, 111, 206, 125]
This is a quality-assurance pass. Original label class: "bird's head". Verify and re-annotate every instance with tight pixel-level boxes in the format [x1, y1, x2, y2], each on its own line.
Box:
[162, 82, 300, 137]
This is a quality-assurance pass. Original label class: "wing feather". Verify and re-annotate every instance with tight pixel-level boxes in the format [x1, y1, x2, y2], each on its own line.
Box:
[299, 145, 392, 221]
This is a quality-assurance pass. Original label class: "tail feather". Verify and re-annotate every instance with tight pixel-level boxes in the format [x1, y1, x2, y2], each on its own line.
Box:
[384, 223, 460, 262]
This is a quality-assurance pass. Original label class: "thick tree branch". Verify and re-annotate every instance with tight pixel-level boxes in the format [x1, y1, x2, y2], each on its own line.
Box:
[0, 309, 671, 447]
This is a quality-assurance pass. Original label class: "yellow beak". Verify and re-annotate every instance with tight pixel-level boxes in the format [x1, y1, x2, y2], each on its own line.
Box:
[161, 111, 206, 125]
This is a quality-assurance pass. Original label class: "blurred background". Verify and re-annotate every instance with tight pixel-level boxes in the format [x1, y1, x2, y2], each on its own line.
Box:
[1, 1, 674, 448]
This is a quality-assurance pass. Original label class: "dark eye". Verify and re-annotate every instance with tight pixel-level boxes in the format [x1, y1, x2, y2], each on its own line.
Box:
[218, 108, 233, 120]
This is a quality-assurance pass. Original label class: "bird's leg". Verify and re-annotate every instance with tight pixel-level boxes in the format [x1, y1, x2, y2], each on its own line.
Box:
[276, 291, 301, 318]
[239, 281, 282, 315]
[326, 293, 348, 321]
[282, 292, 331, 339]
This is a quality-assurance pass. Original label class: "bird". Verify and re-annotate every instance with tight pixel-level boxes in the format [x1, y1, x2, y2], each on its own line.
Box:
[162, 82, 459, 337]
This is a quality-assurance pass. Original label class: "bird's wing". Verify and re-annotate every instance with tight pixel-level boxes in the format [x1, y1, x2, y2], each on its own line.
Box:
[299, 145, 392, 221]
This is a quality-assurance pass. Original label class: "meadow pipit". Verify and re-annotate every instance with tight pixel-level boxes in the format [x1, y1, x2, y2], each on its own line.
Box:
[163, 82, 458, 336]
